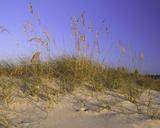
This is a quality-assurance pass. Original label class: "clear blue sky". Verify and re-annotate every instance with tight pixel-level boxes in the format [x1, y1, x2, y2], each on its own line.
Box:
[0, 0, 160, 74]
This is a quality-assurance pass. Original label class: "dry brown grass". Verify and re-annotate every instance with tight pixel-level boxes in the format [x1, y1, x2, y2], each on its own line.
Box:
[0, 2, 159, 127]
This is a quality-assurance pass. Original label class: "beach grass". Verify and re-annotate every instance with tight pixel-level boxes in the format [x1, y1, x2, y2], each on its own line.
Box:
[0, 2, 160, 127]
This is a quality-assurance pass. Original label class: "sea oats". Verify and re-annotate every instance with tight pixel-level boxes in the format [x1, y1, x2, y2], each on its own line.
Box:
[121, 47, 126, 54]
[23, 21, 34, 32]
[118, 40, 126, 54]
[71, 16, 79, 38]
[43, 30, 51, 41]
[88, 21, 93, 32]
[95, 31, 99, 39]
[98, 19, 106, 32]
[31, 51, 40, 64]
[94, 31, 100, 61]
[0, 28, 9, 33]
[0, 26, 9, 33]
[27, 21, 34, 31]
[43, 30, 58, 51]
[140, 52, 144, 61]
[23, 24, 27, 33]
[28, 2, 33, 14]
[81, 11, 85, 27]
[36, 11, 41, 25]
[105, 27, 109, 40]
[80, 33, 85, 42]
[28, 37, 46, 46]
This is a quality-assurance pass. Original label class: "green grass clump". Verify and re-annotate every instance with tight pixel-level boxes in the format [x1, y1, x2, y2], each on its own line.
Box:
[0, 77, 19, 105]
[52, 56, 105, 91]
[0, 56, 159, 96]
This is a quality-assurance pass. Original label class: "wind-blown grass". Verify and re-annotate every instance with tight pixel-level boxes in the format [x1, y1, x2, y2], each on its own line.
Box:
[0, 56, 159, 97]
[0, 2, 160, 127]
[0, 55, 159, 128]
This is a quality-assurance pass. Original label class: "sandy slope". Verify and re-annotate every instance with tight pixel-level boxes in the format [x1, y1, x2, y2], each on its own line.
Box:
[39, 89, 160, 128]
[1, 88, 160, 128]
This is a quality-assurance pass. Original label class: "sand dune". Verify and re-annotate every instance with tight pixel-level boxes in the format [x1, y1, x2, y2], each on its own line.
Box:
[1, 88, 160, 128]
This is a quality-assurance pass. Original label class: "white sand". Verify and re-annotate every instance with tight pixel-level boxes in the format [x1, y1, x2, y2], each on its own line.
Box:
[39, 89, 160, 128]
[1, 88, 160, 128]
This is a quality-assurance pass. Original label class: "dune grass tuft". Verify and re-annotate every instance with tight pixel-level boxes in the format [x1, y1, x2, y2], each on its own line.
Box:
[0, 2, 160, 127]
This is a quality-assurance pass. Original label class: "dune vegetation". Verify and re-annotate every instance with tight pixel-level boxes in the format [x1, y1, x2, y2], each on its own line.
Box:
[0, 2, 160, 128]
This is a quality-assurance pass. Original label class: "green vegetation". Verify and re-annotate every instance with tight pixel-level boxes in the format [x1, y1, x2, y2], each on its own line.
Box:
[0, 56, 159, 103]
